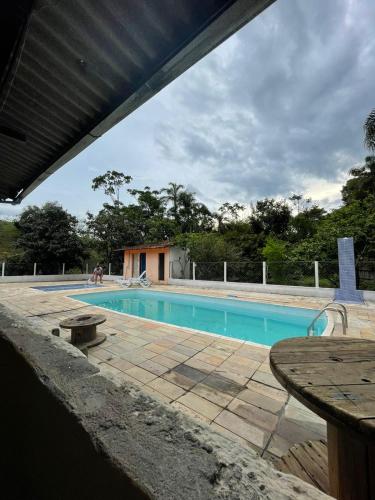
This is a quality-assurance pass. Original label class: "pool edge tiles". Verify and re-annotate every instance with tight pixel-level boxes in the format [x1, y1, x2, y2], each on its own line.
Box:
[69, 289, 329, 347]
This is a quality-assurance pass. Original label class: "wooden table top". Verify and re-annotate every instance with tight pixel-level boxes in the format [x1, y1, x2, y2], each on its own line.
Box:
[270, 337, 375, 439]
[60, 313, 106, 329]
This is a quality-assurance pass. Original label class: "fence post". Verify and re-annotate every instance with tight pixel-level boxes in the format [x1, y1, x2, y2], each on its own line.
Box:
[62, 263, 65, 275]
[1, 262, 5, 277]
[123, 261, 125, 277]
[224, 262, 227, 283]
[314, 261, 319, 288]
[169, 261, 172, 279]
[193, 262, 196, 281]
[262, 261, 267, 285]
[33, 263, 37, 276]
[108, 263, 111, 276]
[86, 263, 88, 275]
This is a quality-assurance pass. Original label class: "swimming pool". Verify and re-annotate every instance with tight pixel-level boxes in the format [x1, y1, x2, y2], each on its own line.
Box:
[34, 283, 103, 292]
[70, 290, 327, 346]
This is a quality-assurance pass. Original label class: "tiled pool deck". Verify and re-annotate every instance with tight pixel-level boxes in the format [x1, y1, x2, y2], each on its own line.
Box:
[1, 281, 374, 467]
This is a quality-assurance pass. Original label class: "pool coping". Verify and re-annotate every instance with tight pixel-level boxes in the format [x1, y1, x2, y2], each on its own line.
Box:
[66, 287, 334, 350]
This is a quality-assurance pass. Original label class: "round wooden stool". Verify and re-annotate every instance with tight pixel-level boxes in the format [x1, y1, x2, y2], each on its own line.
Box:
[60, 313, 106, 350]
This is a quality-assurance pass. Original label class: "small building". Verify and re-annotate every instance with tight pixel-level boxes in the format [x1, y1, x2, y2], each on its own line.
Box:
[123, 243, 189, 284]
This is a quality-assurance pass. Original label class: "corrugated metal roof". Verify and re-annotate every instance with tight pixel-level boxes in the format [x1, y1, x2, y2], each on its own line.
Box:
[123, 242, 172, 251]
[0, 0, 275, 204]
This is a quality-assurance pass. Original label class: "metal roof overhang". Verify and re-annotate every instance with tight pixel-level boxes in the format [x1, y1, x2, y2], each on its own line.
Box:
[0, 0, 275, 204]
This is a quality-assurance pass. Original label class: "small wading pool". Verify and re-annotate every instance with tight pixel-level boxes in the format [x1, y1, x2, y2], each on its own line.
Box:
[33, 284, 103, 292]
[69, 290, 327, 346]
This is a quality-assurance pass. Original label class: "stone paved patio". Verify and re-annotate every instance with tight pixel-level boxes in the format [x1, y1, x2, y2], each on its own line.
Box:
[1, 281, 374, 467]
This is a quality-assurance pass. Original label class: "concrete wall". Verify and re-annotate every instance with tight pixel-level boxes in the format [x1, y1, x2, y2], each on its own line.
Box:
[169, 278, 375, 302]
[169, 278, 335, 298]
[0, 274, 122, 284]
[0, 306, 327, 500]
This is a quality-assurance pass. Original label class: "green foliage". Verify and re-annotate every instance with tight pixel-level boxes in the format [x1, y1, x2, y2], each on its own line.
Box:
[174, 233, 240, 263]
[250, 198, 291, 237]
[262, 237, 287, 262]
[0, 220, 19, 259]
[364, 109, 375, 151]
[342, 156, 375, 205]
[15, 202, 85, 273]
[92, 170, 132, 203]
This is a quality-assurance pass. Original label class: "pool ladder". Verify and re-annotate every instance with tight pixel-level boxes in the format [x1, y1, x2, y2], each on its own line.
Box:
[307, 302, 348, 337]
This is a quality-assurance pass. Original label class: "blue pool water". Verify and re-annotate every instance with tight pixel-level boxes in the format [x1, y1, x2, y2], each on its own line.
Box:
[69, 290, 327, 346]
[33, 284, 103, 292]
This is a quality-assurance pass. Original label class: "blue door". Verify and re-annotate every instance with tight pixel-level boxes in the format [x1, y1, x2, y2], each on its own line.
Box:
[140, 253, 146, 274]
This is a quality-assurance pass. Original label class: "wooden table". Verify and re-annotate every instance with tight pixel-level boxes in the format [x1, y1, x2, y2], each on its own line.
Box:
[60, 313, 106, 350]
[270, 337, 375, 500]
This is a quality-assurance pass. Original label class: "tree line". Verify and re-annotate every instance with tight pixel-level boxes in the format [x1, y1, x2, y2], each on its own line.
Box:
[0, 113, 374, 287]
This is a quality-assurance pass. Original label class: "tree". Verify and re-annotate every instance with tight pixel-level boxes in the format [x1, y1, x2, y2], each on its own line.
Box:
[91, 170, 132, 204]
[289, 194, 311, 214]
[288, 205, 326, 242]
[342, 156, 375, 205]
[215, 202, 245, 232]
[364, 109, 375, 151]
[0, 220, 19, 259]
[161, 182, 184, 222]
[250, 198, 291, 237]
[15, 202, 85, 273]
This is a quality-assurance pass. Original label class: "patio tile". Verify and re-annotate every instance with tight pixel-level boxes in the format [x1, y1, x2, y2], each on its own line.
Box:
[191, 383, 233, 408]
[148, 378, 186, 400]
[237, 388, 286, 414]
[152, 354, 180, 369]
[89, 347, 114, 362]
[141, 386, 172, 404]
[162, 370, 196, 390]
[184, 357, 216, 373]
[210, 422, 260, 454]
[107, 358, 136, 372]
[171, 401, 211, 424]
[138, 359, 170, 376]
[251, 370, 286, 391]
[162, 349, 190, 363]
[202, 372, 243, 397]
[176, 392, 222, 420]
[227, 398, 278, 433]
[265, 433, 293, 458]
[125, 366, 158, 384]
[212, 367, 249, 387]
[173, 364, 207, 384]
[214, 410, 270, 450]
[173, 344, 199, 357]
[276, 415, 326, 443]
[194, 352, 226, 367]
[145, 343, 169, 354]
[246, 380, 288, 402]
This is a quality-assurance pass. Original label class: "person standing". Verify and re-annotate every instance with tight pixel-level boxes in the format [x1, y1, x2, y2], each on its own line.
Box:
[92, 263, 104, 284]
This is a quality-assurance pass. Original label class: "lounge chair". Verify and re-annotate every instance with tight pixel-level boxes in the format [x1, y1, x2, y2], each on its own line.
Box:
[116, 270, 152, 288]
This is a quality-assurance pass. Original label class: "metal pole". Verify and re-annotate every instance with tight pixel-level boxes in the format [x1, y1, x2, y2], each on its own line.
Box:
[62, 263, 65, 275]
[108, 263, 111, 276]
[262, 262, 267, 285]
[314, 261, 319, 288]
[1, 262, 5, 277]
[123, 261, 125, 277]
[33, 263, 37, 276]
[224, 261, 227, 283]
[86, 263, 88, 275]
[193, 262, 196, 281]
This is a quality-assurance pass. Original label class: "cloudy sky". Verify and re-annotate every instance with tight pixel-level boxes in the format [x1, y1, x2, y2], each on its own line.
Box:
[2, 0, 375, 219]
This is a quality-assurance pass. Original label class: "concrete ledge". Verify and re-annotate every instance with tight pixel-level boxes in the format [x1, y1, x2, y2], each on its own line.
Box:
[0, 305, 328, 499]
[169, 278, 336, 299]
[0, 274, 122, 283]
